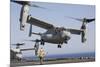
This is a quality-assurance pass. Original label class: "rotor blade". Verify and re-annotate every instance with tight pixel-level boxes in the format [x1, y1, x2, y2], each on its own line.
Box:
[11, 48, 20, 53]
[30, 4, 47, 9]
[66, 16, 83, 21]
[11, 44, 17, 45]
[11, 0, 30, 5]
[11, 43, 25, 46]
[32, 32, 42, 35]
[24, 40, 35, 42]
[11, 0, 47, 9]
[20, 48, 35, 51]
[24, 39, 41, 42]
[66, 16, 95, 23]
[85, 18, 95, 23]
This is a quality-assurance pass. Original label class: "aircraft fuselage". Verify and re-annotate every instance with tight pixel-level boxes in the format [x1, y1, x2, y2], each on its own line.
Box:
[41, 29, 71, 44]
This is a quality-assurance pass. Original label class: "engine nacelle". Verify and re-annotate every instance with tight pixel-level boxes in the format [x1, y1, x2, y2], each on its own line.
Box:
[81, 30, 86, 43]
[29, 24, 32, 37]
[19, 5, 29, 31]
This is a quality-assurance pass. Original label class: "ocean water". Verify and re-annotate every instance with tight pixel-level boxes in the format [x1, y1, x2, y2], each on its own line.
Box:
[23, 52, 95, 61]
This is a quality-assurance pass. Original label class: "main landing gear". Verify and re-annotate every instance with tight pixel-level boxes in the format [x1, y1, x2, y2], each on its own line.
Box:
[65, 40, 69, 44]
[58, 44, 62, 48]
[40, 39, 45, 45]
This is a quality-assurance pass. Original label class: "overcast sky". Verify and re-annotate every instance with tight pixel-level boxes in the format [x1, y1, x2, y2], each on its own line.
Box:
[11, 1, 95, 57]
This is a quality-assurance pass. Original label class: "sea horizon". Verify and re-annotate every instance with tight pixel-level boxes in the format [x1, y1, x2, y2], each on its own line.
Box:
[23, 52, 95, 61]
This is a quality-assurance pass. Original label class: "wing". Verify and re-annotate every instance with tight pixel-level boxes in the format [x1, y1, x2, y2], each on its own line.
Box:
[20, 48, 35, 51]
[27, 16, 54, 30]
[66, 28, 82, 35]
[11, 0, 30, 5]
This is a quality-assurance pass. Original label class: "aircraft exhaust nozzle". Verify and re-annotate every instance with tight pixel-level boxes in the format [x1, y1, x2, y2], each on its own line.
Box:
[20, 5, 29, 31]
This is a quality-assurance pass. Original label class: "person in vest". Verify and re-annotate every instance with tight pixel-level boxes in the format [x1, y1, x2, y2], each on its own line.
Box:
[37, 47, 45, 65]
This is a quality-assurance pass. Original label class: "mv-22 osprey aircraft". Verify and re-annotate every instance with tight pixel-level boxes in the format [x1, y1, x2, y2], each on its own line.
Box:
[11, 1, 95, 55]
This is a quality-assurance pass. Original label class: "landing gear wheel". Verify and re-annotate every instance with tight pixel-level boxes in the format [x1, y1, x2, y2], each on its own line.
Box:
[65, 41, 68, 44]
[41, 42, 45, 45]
[41, 39, 45, 45]
[58, 45, 61, 48]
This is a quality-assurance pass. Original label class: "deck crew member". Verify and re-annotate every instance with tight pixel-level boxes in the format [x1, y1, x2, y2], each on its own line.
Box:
[37, 48, 45, 65]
